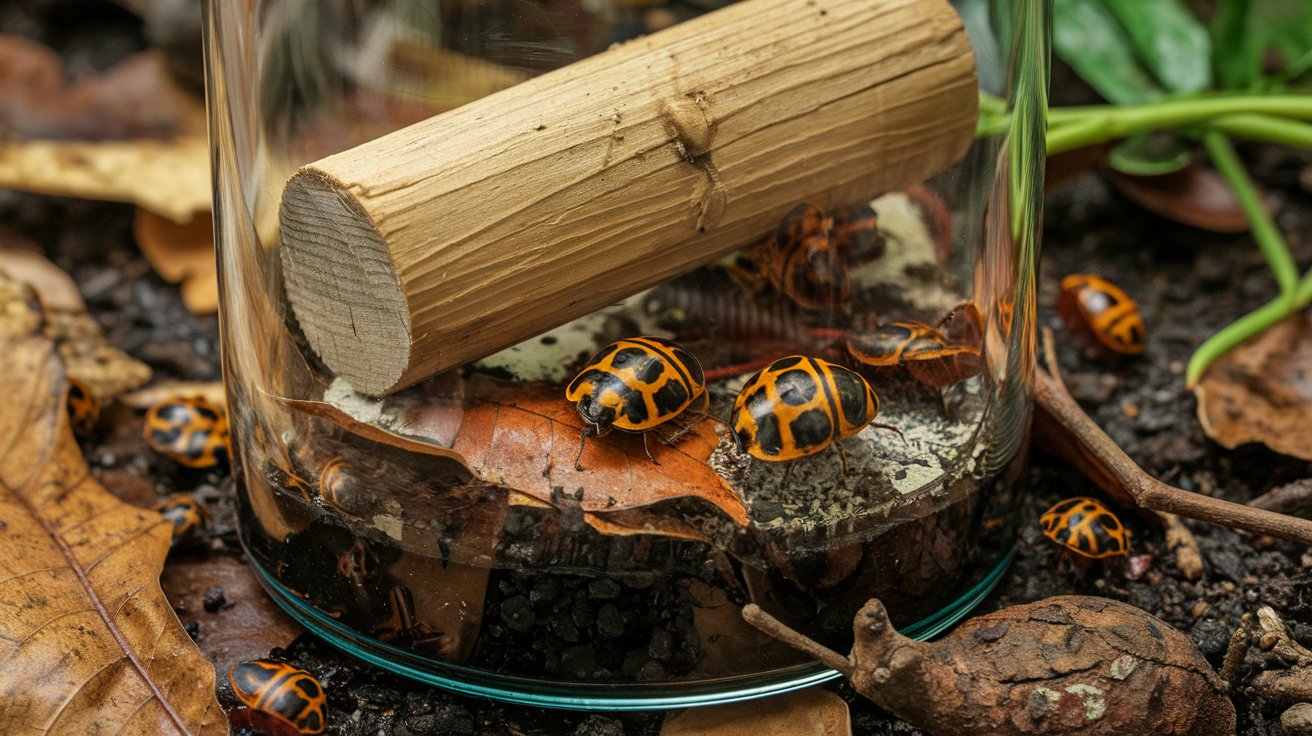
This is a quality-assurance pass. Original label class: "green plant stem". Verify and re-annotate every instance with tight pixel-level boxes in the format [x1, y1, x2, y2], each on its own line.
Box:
[1201, 114, 1312, 148]
[1186, 131, 1309, 386]
[1202, 131, 1298, 296]
[1045, 95, 1312, 153]
[1186, 292, 1312, 387]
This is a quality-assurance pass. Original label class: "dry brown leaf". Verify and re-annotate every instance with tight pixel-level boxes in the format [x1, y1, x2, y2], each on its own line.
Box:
[660, 686, 851, 736]
[160, 555, 303, 680]
[0, 136, 209, 224]
[1194, 314, 1312, 460]
[279, 396, 471, 468]
[0, 38, 204, 140]
[0, 248, 85, 312]
[1106, 162, 1249, 234]
[456, 379, 748, 525]
[288, 376, 748, 525]
[133, 209, 217, 314]
[582, 509, 716, 544]
[0, 254, 151, 401]
[121, 381, 226, 410]
[0, 274, 226, 735]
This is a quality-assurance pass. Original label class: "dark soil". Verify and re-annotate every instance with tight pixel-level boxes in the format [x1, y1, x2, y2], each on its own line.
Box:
[6, 3, 1312, 734]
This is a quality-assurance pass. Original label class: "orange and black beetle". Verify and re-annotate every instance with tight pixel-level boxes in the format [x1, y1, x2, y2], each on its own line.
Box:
[731, 355, 896, 471]
[143, 397, 230, 469]
[66, 377, 100, 437]
[1057, 274, 1146, 355]
[565, 336, 706, 467]
[154, 493, 209, 546]
[1040, 497, 1132, 559]
[739, 202, 884, 309]
[230, 660, 327, 735]
[847, 303, 984, 388]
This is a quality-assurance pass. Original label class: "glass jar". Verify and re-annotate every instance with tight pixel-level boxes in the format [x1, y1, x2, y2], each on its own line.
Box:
[205, 0, 1048, 710]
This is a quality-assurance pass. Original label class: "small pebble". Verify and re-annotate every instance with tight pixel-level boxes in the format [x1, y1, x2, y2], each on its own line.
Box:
[1191, 601, 1209, 619]
[501, 595, 537, 633]
[1283, 703, 1312, 736]
[202, 586, 226, 613]
[1121, 403, 1140, 419]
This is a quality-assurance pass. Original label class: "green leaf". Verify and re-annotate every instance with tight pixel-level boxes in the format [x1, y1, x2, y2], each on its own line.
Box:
[1213, 0, 1255, 89]
[1211, 0, 1312, 90]
[1107, 132, 1192, 176]
[1101, 0, 1212, 93]
[1053, 0, 1164, 104]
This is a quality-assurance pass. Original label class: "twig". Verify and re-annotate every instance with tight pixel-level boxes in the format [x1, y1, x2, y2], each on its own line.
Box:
[1035, 328, 1312, 547]
[1250, 479, 1312, 519]
[741, 604, 854, 676]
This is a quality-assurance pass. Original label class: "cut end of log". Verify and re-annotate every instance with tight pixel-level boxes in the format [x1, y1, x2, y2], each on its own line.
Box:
[280, 169, 412, 395]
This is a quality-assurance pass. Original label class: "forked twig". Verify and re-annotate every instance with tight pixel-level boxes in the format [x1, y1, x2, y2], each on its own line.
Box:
[741, 604, 854, 676]
[1035, 328, 1312, 547]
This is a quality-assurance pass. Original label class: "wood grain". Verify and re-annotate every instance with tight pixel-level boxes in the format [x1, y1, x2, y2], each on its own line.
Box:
[280, 0, 978, 395]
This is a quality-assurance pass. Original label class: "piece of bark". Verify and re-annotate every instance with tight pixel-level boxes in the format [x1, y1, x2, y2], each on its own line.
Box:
[744, 595, 1235, 736]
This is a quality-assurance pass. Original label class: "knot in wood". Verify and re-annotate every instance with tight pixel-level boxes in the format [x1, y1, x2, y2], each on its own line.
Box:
[664, 93, 714, 158]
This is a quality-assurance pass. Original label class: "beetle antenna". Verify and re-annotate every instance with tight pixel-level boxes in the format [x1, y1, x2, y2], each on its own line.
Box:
[873, 422, 907, 447]
[574, 425, 591, 470]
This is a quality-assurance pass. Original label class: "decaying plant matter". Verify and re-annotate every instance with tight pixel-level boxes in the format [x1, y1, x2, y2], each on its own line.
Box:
[744, 595, 1235, 736]
[1223, 605, 1312, 713]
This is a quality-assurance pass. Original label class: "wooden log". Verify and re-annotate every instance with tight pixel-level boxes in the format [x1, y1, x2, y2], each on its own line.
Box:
[279, 0, 978, 395]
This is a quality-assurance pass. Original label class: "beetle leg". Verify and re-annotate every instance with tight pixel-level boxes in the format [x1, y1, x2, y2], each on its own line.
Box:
[663, 410, 710, 444]
[642, 432, 661, 465]
[778, 460, 796, 490]
[833, 442, 850, 476]
[872, 422, 907, 447]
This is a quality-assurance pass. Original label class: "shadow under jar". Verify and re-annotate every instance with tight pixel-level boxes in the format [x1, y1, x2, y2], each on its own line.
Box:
[204, 0, 1049, 710]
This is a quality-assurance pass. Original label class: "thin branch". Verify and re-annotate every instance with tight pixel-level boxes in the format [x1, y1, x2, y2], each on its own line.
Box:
[1037, 329, 1312, 547]
[741, 604, 854, 677]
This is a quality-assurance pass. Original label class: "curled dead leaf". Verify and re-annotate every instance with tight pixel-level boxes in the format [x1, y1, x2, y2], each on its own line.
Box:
[0, 255, 151, 402]
[0, 273, 226, 734]
[121, 381, 226, 410]
[0, 38, 204, 140]
[133, 209, 217, 314]
[0, 248, 85, 311]
[1105, 162, 1249, 234]
[1194, 314, 1312, 460]
[284, 376, 748, 526]
[456, 378, 748, 526]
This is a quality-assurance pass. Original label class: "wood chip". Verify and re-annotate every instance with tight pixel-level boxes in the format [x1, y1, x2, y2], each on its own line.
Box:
[661, 687, 850, 736]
